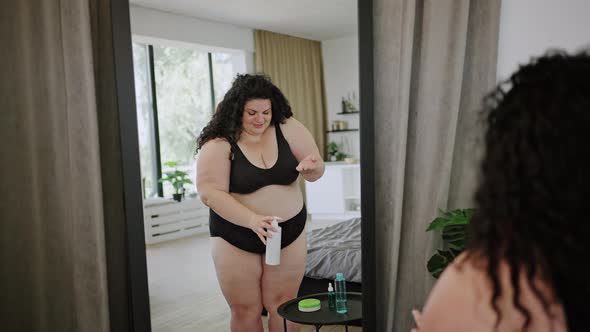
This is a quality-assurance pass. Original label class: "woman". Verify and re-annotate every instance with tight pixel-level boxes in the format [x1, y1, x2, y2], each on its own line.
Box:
[413, 51, 590, 331]
[196, 74, 325, 332]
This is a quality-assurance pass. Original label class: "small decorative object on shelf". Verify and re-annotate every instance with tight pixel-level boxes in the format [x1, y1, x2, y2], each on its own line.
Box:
[341, 91, 359, 114]
[331, 120, 349, 131]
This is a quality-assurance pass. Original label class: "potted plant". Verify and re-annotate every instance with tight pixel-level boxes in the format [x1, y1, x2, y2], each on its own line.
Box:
[158, 161, 193, 202]
[336, 151, 347, 161]
[327, 142, 339, 161]
[326, 141, 348, 161]
[426, 208, 474, 278]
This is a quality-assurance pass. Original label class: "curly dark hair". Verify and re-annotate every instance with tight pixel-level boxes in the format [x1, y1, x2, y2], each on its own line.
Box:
[196, 73, 293, 154]
[466, 50, 590, 331]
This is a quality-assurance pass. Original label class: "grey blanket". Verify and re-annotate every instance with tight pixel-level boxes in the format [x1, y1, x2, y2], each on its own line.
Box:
[305, 218, 362, 283]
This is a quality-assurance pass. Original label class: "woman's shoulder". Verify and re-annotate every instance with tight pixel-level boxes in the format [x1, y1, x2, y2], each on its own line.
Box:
[278, 117, 310, 139]
[199, 138, 232, 158]
[419, 251, 566, 332]
[201, 137, 231, 148]
[418, 252, 492, 331]
[278, 116, 302, 130]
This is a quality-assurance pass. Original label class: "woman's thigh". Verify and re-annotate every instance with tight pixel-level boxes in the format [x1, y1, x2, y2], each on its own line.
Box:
[261, 232, 307, 307]
[211, 237, 263, 307]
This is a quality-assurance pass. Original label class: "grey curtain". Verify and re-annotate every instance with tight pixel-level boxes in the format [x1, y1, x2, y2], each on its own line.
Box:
[372, 0, 501, 331]
[1, 1, 141, 331]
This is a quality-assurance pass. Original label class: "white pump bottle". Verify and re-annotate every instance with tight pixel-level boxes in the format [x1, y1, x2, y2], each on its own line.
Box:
[265, 217, 282, 265]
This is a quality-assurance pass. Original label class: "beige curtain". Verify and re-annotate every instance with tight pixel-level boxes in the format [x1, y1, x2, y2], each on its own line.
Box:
[254, 30, 327, 158]
[1, 1, 139, 331]
[372, 0, 501, 331]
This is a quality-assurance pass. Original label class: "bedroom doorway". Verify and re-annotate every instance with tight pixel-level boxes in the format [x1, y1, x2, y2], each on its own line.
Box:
[124, 0, 366, 331]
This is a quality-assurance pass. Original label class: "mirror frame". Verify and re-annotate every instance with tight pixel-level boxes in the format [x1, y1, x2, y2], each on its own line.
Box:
[109, 1, 152, 331]
[358, 0, 376, 330]
[109, 1, 376, 331]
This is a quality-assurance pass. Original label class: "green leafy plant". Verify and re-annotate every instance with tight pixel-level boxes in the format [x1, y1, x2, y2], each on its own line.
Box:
[158, 161, 193, 196]
[327, 142, 339, 160]
[326, 142, 347, 161]
[426, 208, 474, 278]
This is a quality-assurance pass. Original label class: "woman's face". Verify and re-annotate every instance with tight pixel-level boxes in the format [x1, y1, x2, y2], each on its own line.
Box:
[242, 99, 272, 136]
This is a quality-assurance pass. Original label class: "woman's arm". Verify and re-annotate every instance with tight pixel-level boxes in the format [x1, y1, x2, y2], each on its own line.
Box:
[281, 117, 325, 182]
[197, 138, 276, 242]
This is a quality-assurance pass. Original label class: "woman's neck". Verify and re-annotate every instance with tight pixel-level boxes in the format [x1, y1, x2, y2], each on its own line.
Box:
[240, 128, 267, 144]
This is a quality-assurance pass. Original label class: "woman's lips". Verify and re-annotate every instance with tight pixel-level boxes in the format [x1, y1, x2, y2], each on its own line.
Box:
[254, 124, 263, 128]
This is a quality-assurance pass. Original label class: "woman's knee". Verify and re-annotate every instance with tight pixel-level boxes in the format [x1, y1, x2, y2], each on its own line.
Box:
[230, 303, 263, 322]
[263, 293, 294, 314]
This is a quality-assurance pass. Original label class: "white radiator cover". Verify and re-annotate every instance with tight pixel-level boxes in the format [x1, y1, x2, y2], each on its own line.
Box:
[143, 198, 209, 244]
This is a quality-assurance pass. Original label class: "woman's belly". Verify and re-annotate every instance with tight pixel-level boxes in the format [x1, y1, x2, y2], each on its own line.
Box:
[231, 181, 304, 221]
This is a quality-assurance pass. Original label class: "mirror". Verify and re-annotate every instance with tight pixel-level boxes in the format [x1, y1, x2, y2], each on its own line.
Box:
[126, 1, 365, 330]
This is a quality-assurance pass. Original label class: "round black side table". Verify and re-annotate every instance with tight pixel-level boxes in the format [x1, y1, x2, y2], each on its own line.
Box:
[277, 292, 362, 332]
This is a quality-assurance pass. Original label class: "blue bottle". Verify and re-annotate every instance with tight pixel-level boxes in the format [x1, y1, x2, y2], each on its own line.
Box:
[335, 273, 348, 313]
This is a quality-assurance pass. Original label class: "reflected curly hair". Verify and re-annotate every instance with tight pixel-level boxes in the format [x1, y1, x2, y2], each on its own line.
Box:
[467, 50, 590, 331]
[196, 74, 292, 154]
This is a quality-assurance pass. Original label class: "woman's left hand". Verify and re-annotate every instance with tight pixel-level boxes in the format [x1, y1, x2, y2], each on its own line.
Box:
[296, 154, 320, 174]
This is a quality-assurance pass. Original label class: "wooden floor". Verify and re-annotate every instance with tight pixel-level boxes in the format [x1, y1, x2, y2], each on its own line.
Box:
[146, 219, 361, 332]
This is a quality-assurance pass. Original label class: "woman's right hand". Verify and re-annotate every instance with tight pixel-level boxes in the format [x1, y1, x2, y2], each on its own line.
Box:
[248, 214, 278, 245]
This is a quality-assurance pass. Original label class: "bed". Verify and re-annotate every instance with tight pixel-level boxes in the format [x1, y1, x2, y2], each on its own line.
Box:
[303, 218, 362, 283]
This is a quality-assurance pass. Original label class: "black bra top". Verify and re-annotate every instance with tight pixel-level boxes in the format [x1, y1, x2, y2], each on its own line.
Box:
[229, 124, 300, 194]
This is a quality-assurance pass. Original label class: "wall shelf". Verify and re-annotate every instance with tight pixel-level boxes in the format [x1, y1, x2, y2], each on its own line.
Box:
[336, 111, 360, 115]
[326, 129, 359, 133]
[344, 196, 361, 200]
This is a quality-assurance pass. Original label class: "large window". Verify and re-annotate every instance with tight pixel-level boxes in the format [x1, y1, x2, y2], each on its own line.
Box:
[132, 42, 240, 199]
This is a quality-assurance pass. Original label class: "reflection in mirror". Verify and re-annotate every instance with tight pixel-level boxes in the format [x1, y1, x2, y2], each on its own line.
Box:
[128, 1, 362, 331]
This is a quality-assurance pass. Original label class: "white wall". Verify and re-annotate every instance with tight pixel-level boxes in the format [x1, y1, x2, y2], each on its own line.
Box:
[497, 0, 590, 81]
[321, 35, 360, 159]
[129, 5, 255, 73]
